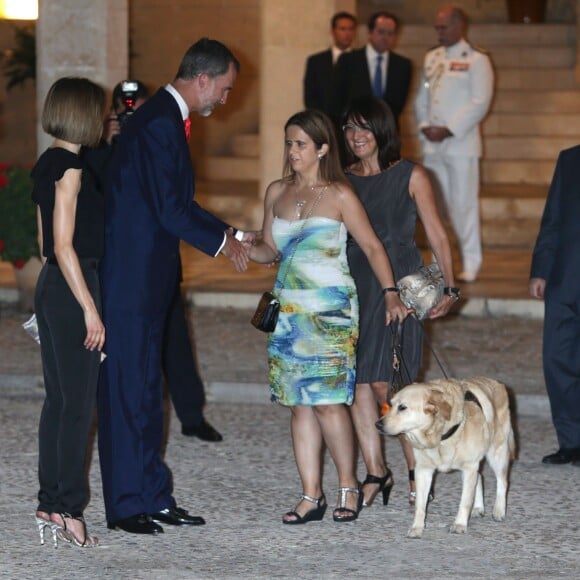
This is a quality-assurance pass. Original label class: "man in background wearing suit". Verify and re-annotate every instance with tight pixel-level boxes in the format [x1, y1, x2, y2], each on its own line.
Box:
[335, 11, 412, 124]
[303, 11, 357, 120]
[98, 38, 249, 535]
[529, 145, 580, 467]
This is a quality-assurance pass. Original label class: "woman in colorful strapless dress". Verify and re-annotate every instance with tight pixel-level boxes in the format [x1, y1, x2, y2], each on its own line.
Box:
[247, 109, 411, 525]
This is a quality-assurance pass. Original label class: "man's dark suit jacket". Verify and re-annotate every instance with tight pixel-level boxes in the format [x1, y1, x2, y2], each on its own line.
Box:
[303, 48, 337, 119]
[335, 47, 412, 122]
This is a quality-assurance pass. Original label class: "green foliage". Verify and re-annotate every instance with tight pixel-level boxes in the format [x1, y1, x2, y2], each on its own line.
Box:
[2, 25, 36, 90]
[0, 165, 38, 264]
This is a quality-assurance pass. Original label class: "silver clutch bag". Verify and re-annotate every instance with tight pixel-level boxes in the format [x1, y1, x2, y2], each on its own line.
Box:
[397, 263, 444, 320]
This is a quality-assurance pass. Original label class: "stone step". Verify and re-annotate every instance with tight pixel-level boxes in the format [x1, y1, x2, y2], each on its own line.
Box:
[483, 113, 580, 137]
[481, 218, 541, 248]
[230, 133, 260, 158]
[494, 90, 580, 113]
[484, 136, 578, 159]
[398, 24, 575, 48]
[481, 159, 556, 184]
[195, 180, 262, 231]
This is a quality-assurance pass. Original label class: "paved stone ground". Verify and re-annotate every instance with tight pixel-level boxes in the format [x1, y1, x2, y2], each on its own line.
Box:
[1, 305, 579, 579]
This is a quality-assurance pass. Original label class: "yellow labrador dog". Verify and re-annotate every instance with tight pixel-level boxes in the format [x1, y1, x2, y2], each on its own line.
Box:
[378, 377, 515, 538]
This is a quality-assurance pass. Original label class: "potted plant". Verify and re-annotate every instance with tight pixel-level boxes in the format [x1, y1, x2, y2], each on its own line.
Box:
[0, 163, 41, 311]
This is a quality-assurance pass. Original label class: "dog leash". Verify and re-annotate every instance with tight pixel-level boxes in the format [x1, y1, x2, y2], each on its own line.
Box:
[386, 317, 450, 405]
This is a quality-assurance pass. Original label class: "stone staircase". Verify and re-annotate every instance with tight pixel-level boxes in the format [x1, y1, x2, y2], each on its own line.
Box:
[197, 24, 580, 246]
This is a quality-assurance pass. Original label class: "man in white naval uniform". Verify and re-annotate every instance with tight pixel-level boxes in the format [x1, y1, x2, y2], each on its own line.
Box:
[415, 5, 494, 282]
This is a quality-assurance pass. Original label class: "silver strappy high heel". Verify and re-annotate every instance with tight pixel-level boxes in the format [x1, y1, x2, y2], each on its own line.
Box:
[34, 515, 59, 547]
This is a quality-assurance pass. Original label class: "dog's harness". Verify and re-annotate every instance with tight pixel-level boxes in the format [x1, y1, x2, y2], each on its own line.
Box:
[441, 390, 483, 441]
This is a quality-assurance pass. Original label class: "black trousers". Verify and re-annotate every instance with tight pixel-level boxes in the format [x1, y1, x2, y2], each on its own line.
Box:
[543, 290, 580, 450]
[35, 260, 101, 516]
[162, 284, 205, 427]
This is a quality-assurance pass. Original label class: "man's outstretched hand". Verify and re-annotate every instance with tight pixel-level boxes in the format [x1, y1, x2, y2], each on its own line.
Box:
[221, 228, 250, 271]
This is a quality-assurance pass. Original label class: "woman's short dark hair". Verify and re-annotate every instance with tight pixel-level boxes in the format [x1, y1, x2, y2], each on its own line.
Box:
[342, 96, 401, 170]
[42, 77, 106, 147]
[282, 109, 347, 185]
[176, 37, 240, 80]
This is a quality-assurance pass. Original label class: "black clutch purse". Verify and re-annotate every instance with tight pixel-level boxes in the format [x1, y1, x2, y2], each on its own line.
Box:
[251, 291, 280, 332]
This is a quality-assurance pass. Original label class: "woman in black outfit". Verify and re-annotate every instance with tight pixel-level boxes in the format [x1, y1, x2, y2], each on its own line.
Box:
[32, 77, 106, 548]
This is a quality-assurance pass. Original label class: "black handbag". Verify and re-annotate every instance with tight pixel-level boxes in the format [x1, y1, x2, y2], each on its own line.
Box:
[251, 291, 280, 332]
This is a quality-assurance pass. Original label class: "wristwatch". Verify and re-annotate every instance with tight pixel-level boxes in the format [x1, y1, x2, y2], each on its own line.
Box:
[443, 286, 461, 299]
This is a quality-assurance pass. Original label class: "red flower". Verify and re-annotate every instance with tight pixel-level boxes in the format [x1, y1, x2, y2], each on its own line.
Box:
[0, 239, 4, 253]
[0, 173, 9, 188]
[12, 259, 27, 269]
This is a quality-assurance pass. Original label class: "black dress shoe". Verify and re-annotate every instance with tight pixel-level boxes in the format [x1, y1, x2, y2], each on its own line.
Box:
[107, 514, 164, 535]
[150, 506, 206, 526]
[542, 448, 580, 464]
[181, 418, 223, 442]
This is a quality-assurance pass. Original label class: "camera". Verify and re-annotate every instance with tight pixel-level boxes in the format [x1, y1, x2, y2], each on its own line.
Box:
[116, 80, 139, 127]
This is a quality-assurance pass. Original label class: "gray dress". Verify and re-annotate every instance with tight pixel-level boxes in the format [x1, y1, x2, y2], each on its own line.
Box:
[346, 159, 424, 384]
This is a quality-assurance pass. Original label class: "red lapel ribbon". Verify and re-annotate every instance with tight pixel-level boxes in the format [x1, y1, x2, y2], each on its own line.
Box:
[184, 117, 191, 142]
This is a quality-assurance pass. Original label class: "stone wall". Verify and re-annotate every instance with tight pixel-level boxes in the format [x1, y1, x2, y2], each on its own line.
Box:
[130, 0, 260, 161]
[0, 21, 36, 165]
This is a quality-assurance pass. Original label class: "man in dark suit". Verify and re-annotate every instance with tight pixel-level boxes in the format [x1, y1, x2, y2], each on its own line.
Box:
[335, 11, 412, 124]
[529, 146, 580, 467]
[98, 38, 249, 535]
[303, 11, 357, 120]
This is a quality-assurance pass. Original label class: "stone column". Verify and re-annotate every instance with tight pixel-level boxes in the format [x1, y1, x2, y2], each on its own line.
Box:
[259, 0, 355, 196]
[36, 0, 128, 154]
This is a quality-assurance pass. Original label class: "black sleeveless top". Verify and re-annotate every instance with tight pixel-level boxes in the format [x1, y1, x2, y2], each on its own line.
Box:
[31, 147, 104, 259]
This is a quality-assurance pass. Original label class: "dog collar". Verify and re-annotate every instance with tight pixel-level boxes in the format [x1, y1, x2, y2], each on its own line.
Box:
[441, 390, 482, 441]
[441, 422, 461, 441]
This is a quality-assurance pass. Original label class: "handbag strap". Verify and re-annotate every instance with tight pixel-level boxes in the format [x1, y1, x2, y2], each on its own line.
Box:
[277, 185, 327, 291]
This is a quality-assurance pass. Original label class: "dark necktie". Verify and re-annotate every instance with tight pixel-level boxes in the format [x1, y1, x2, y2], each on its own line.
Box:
[373, 54, 383, 98]
[184, 117, 191, 142]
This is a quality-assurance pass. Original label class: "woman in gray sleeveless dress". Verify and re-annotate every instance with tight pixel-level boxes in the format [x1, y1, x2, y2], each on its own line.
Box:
[342, 97, 457, 506]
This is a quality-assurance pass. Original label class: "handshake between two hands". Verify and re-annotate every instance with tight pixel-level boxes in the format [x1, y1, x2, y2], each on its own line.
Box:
[221, 228, 258, 272]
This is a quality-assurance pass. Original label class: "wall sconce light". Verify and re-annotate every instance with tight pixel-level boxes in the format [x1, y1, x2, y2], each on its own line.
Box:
[0, 0, 38, 20]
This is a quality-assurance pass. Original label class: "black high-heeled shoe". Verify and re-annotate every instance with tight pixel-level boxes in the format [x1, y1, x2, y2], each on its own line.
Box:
[408, 469, 434, 505]
[333, 487, 363, 522]
[361, 469, 394, 507]
[282, 494, 327, 525]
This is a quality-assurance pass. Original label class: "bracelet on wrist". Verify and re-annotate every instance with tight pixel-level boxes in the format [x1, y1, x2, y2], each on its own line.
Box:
[443, 286, 461, 298]
[382, 287, 399, 295]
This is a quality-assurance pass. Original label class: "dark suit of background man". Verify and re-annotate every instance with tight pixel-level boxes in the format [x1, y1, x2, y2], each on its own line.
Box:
[98, 38, 250, 536]
[87, 81, 222, 443]
[529, 145, 580, 467]
[335, 11, 412, 124]
[303, 11, 357, 120]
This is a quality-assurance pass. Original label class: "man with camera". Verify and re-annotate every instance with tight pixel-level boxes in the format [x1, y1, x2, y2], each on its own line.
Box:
[85, 80, 223, 443]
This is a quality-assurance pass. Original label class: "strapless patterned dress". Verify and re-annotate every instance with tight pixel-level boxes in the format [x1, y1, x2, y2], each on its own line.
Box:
[268, 216, 358, 406]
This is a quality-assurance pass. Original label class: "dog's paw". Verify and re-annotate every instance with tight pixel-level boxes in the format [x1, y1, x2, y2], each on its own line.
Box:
[471, 506, 485, 518]
[492, 509, 506, 522]
[449, 523, 467, 534]
[407, 526, 424, 539]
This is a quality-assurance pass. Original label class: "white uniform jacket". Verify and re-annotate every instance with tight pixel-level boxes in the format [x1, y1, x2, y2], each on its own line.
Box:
[415, 38, 494, 158]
